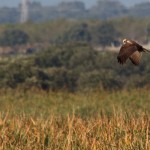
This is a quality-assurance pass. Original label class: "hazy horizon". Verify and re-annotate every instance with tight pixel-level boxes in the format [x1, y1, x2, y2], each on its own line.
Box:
[0, 0, 148, 8]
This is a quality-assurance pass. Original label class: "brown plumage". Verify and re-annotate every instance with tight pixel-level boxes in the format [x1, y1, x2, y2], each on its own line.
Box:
[117, 39, 150, 65]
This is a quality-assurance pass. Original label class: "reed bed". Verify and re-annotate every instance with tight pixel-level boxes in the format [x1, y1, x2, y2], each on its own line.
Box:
[0, 88, 149, 149]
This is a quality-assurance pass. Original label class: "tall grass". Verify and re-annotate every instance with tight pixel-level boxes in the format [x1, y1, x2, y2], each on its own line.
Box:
[0, 88, 149, 149]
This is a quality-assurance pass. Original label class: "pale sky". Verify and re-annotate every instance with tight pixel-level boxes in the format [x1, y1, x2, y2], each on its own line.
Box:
[0, 0, 148, 8]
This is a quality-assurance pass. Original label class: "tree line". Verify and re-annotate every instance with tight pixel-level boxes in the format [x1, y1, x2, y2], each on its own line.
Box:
[0, 43, 149, 91]
[1, 0, 150, 23]
[1, 18, 150, 50]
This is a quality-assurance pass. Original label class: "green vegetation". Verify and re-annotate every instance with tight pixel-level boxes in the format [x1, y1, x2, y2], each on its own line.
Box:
[0, 42, 149, 91]
[93, 21, 120, 46]
[0, 18, 149, 91]
[0, 29, 29, 46]
[56, 23, 92, 44]
[0, 18, 150, 48]
[1, 88, 150, 117]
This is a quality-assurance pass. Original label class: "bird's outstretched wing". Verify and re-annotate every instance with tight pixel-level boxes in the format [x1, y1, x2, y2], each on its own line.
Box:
[129, 51, 142, 65]
[117, 44, 138, 64]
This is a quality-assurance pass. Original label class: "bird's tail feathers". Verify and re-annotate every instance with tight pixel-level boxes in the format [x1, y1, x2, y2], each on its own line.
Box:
[143, 48, 150, 52]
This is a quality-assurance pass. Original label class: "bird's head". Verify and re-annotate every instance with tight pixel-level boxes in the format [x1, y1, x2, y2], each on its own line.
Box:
[123, 38, 127, 44]
[122, 38, 132, 45]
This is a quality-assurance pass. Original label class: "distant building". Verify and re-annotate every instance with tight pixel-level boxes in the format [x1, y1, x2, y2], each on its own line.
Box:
[20, 0, 29, 23]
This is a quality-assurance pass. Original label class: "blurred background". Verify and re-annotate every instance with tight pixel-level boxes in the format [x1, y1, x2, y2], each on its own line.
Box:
[0, 0, 147, 8]
[1, 0, 150, 23]
[0, 0, 150, 91]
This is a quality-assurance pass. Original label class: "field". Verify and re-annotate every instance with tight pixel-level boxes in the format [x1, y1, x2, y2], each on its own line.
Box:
[0, 88, 149, 149]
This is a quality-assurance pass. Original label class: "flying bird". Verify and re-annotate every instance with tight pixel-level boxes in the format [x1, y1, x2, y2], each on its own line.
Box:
[117, 38, 150, 65]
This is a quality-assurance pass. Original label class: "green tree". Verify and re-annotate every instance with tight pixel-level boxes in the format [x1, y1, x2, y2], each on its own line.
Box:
[0, 29, 29, 46]
[93, 22, 120, 47]
[34, 43, 97, 72]
[56, 23, 91, 44]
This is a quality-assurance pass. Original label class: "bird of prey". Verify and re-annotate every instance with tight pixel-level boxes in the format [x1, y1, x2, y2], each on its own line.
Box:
[117, 38, 150, 65]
